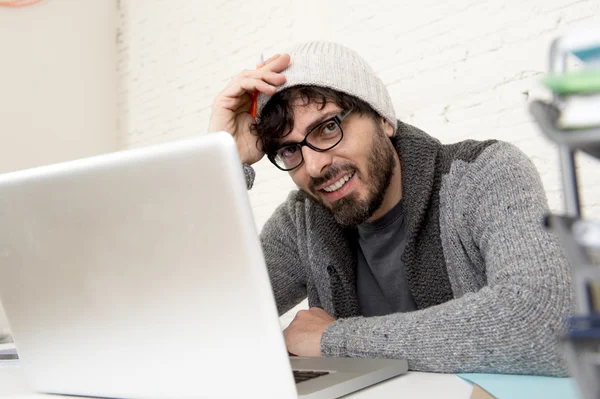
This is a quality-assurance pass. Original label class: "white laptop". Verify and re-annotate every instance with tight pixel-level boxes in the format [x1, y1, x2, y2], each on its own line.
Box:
[0, 132, 407, 399]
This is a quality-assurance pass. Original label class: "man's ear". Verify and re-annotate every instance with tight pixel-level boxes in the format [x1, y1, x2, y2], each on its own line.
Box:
[381, 117, 394, 138]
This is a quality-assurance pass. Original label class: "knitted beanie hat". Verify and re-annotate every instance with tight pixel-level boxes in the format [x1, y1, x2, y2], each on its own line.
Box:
[256, 41, 397, 131]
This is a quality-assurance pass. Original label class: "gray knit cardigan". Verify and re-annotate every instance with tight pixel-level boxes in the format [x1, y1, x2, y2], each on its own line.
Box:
[245, 121, 573, 376]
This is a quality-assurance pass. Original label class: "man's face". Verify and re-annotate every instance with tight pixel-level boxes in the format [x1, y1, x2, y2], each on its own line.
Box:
[281, 101, 397, 227]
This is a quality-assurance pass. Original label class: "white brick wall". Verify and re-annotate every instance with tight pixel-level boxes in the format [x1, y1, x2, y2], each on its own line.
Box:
[117, 0, 600, 325]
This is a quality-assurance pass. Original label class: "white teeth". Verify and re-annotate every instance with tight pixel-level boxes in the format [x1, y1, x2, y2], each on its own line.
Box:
[323, 173, 354, 193]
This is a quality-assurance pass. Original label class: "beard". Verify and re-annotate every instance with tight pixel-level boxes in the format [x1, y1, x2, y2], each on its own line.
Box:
[307, 122, 397, 227]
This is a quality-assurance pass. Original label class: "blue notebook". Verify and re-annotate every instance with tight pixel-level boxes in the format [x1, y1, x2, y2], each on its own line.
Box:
[457, 373, 581, 399]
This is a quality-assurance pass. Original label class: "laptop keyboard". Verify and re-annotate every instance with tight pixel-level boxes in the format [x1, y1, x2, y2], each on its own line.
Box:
[293, 370, 330, 384]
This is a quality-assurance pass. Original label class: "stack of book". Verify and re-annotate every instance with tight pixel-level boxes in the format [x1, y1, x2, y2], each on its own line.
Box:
[540, 34, 600, 130]
[542, 69, 600, 129]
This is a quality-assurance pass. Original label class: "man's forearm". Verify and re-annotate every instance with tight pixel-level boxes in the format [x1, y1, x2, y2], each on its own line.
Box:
[320, 283, 571, 376]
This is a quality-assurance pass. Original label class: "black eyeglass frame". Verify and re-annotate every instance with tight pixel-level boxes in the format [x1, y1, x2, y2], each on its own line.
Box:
[267, 108, 354, 171]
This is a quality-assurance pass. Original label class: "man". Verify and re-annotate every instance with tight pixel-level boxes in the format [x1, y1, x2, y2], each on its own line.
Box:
[208, 41, 572, 376]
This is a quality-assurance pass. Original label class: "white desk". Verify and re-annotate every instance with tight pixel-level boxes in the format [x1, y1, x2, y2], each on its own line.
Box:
[0, 362, 474, 398]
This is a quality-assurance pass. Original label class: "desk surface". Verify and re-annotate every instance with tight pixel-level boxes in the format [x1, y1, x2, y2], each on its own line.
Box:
[0, 362, 474, 398]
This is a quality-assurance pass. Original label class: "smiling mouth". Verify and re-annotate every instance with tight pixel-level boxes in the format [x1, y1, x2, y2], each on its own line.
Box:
[320, 172, 354, 193]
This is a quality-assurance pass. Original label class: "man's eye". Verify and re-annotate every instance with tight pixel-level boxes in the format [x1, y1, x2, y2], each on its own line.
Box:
[280, 146, 298, 159]
[323, 122, 339, 134]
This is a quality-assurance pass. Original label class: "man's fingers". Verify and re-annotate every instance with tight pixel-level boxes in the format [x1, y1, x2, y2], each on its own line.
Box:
[315, 308, 333, 319]
[221, 77, 277, 98]
[282, 325, 293, 344]
[263, 53, 281, 65]
[240, 70, 287, 86]
[294, 309, 310, 320]
[232, 96, 251, 114]
[217, 54, 289, 103]
[238, 53, 288, 78]
[239, 79, 277, 95]
[261, 53, 290, 73]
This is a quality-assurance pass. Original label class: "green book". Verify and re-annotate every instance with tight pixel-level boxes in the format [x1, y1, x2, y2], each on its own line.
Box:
[541, 69, 600, 95]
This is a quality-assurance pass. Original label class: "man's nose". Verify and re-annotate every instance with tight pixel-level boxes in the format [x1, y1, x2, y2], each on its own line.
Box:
[302, 146, 333, 178]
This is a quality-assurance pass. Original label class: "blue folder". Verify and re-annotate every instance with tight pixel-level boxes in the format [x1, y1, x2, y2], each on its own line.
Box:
[457, 373, 581, 399]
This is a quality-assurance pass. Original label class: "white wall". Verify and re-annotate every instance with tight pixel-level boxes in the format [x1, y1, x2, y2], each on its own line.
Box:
[0, 0, 119, 332]
[0, 0, 119, 173]
[117, 0, 600, 230]
[117, 0, 600, 326]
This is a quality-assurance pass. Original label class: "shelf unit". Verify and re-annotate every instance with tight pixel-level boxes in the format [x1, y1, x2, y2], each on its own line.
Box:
[529, 31, 600, 399]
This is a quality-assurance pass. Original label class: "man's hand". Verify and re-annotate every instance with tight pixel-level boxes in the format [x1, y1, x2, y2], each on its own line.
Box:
[208, 53, 290, 165]
[283, 307, 336, 357]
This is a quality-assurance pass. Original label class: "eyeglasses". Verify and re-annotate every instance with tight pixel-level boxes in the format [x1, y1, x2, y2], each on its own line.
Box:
[268, 108, 353, 171]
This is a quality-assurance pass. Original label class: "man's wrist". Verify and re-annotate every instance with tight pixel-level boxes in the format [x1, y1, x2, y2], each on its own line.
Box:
[320, 319, 349, 357]
[242, 163, 256, 189]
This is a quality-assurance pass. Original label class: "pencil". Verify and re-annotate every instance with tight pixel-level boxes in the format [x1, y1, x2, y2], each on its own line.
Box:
[250, 54, 264, 119]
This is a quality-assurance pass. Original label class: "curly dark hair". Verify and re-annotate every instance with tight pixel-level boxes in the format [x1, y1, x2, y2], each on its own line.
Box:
[252, 86, 381, 157]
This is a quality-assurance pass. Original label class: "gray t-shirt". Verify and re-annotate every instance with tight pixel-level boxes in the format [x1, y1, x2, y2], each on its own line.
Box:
[356, 200, 417, 316]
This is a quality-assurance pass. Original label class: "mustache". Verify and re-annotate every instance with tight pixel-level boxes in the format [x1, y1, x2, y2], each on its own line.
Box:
[309, 163, 356, 191]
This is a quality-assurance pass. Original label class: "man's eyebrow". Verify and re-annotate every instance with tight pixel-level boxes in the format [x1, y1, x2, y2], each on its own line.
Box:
[278, 110, 341, 148]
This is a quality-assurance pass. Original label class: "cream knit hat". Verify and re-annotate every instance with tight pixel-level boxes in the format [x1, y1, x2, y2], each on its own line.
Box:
[256, 41, 397, 131]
